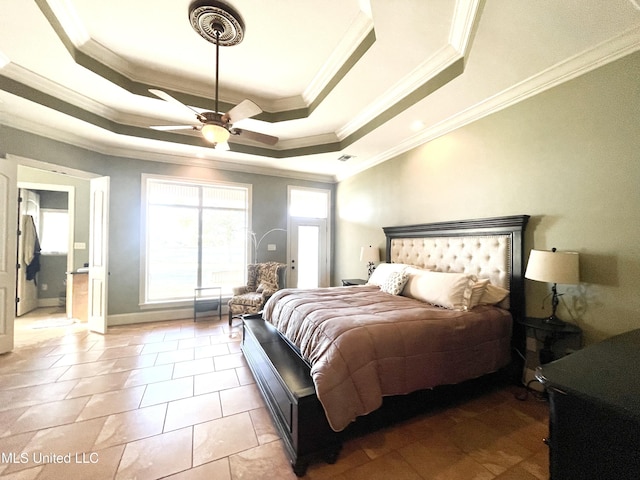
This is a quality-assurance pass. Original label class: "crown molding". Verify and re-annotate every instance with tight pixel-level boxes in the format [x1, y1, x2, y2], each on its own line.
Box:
[335, 24, 640, 181]
[336, 0, 483, 140]
[449, 0, 484, 58]
[303, 11, 374, 104]
[2, 63, 117, 118]
[336, 44, 462, 140]
[4, 112, 335, 183]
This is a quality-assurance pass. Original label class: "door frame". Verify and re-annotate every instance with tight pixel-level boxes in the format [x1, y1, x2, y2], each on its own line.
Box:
[0, 158, 17, 354]
[286, 186, 332, 288]
[17, 182, 76, 302]
[288, 217, 330, 288]
[8, 155, 109, 337]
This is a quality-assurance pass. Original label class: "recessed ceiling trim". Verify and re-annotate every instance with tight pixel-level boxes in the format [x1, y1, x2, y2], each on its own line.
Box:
[335, 24, 640, 182]
[337, 45, 462, 140]
[449, 0, 484, 57]
[5, 118, 336, 184]
[37, 0, 376, 123]
[303, 12, 374, 104]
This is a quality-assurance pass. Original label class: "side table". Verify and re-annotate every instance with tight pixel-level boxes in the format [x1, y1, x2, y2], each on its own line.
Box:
[341, 278, 367, 286]
[193, 286, 222, 321]
[517, 317, 582, 390]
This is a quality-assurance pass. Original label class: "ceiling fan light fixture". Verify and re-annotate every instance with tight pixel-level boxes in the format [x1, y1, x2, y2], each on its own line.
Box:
[201, 123, 231, 144]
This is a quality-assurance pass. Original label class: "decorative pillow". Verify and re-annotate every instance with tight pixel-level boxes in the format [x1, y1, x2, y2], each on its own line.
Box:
[479, 283, 510, 305]
[367, 263, 409, 286]
[401, 270, 477, 310]
[380, 270, 410, 295]
[469, 278, 490, 309]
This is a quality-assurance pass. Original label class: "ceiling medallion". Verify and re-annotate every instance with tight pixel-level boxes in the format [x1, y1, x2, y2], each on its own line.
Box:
[188, 0, 245, 47]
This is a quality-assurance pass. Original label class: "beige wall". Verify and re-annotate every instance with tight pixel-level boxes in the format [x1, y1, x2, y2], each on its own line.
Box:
[335, 51, 640, 345]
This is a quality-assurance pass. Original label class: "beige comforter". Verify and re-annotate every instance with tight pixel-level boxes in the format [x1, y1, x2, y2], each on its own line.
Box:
[263, 285, 512, 431]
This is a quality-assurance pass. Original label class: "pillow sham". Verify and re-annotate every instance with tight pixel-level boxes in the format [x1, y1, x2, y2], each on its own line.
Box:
[380, 270, 410, 295]
[401, 270, 477, 311]
[469, 278, 490, 309]
[367, 263, 409, 286]
[479, 283, 510, 305]
[402, 266, 433, 300]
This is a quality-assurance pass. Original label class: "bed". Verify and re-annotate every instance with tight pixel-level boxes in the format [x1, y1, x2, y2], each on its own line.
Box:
[241, 215, 529, 476]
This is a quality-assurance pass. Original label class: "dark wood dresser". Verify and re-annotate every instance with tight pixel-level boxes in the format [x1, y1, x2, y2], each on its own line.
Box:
[537, 328, 640, 480]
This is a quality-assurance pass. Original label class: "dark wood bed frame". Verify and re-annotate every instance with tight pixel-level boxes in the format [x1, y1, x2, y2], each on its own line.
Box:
[241, 215, 529, 476]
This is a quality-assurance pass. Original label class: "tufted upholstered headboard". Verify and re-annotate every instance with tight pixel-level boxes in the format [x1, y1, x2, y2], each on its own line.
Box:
[383, 215, 529, 319]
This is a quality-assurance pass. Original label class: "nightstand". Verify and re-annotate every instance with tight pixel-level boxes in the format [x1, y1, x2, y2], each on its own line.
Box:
[341, 278, 367, 286]
[518, 317, 582, 389]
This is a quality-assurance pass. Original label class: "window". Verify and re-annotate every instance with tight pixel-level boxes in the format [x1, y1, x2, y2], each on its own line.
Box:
[142, 176, 251, 304]
[289, 188, 329, 218]
[39, 209, 69, 254]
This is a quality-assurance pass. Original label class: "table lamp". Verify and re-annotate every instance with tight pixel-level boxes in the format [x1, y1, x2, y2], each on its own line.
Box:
[525, 248, 580, 326]
[360, 245, 380, 278]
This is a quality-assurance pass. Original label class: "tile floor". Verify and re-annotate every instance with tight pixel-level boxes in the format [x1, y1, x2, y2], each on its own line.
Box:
[0, 307, 550, 480]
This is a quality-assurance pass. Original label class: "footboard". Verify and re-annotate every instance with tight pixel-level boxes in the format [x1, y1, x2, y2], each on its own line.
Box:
[241, 316, 341, 476]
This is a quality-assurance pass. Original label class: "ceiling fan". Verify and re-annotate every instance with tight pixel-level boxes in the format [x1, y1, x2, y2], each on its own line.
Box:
[150, 0, 278, 149]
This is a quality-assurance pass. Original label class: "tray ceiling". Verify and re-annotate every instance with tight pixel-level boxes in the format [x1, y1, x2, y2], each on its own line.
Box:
[1, 0, 639, 181]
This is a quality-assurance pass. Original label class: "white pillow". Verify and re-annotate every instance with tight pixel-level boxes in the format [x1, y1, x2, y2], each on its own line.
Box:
[367, 263, 409, 286]
[402, 266, 432, 299]
[401, 270, 477, 310]
[479, 283, 509, 305]
[380, 270, 410, 295]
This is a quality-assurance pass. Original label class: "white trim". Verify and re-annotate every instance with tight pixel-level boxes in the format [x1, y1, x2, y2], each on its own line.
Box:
[303, 11, 374, 104]
[336, 44, 461, 140]
[286, 186, 332, 288]
[335, 24, 640, 181]
[139, 173, 252, 307]
[108, 305, 229, 326]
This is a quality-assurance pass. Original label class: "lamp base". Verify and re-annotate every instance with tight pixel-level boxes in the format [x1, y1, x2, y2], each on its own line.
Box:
[543, 315, 566, 327]
[367, 262, 376, 278]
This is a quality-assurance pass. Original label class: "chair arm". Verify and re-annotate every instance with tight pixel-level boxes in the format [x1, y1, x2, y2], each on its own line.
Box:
[232, 286, 250, 295]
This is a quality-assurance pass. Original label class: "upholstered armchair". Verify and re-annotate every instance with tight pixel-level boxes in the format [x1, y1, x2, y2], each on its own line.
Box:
[227, 262, 286, 325]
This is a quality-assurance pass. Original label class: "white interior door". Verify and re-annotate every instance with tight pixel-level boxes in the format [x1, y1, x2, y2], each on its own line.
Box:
[0, 159, 18, 353]
[16, 189, 40, 316]
[88, 176, 109, 334]
[288, 218, 328, 288]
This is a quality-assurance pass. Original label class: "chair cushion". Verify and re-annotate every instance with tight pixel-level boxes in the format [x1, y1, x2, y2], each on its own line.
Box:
[228, 292, 264, 308]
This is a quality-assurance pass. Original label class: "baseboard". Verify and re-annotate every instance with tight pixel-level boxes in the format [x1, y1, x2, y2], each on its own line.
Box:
[108, 306, 228, 326]
[37, 298, 62, 308]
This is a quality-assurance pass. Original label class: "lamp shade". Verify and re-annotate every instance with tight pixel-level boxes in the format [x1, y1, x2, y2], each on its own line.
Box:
[360, 245, 380, 263]
[525, 249, 580, 285]
[201, 124, 230, 144]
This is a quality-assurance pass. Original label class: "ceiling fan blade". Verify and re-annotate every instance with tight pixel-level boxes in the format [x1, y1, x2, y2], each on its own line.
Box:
[226, 99, 262, 123]
[232, 128, 279, 146]
[150, 125, 197, 131]
[149, 89, 201, 116]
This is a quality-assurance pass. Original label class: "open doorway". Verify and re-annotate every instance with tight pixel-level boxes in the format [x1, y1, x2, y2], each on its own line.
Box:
[4, 156, 110, 351]
[16, 185, 75, 318]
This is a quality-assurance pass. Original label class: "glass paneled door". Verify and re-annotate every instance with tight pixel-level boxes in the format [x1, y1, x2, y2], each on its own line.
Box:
[289, 218, 328, 288]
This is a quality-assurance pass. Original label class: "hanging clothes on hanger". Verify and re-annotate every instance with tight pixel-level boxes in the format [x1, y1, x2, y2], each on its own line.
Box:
[23, 214, 41, 283]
